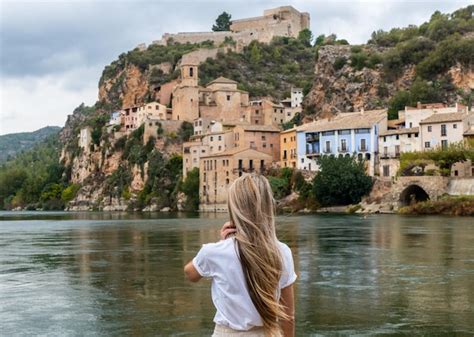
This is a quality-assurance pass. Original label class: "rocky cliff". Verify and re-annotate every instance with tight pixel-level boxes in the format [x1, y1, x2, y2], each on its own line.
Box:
[304, 6, 473, 119]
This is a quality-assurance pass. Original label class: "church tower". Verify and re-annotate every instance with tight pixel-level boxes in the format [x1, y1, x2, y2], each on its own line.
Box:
[180, 62, 198, 87]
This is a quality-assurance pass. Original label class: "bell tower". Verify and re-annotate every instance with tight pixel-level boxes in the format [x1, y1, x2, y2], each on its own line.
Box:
[180, 62, 198, 87]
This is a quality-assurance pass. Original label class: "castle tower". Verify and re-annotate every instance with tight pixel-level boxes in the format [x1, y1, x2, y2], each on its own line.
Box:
[180, 62, 198, 87]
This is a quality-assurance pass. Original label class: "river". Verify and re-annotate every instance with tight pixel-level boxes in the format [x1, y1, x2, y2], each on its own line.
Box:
[0, 212, 473, 336]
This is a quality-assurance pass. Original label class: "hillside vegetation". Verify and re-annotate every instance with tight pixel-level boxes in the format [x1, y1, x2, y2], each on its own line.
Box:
[0, 126, 61, 163]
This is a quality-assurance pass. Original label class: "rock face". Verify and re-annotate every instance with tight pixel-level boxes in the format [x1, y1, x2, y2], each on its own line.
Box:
[304, 44, 472, 120]
[99, 64, 150, 109]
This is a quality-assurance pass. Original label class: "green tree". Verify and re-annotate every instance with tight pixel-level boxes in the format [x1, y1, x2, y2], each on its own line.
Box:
[249, 43, 262, 65]
[313, 156, 373, 206]
[298, 29, 314, 47]
[180, 168, 200, 211]
[212, 12, 232, 31]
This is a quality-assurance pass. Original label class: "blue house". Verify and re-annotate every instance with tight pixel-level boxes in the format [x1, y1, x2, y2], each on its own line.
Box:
[296, 109, 387, 176]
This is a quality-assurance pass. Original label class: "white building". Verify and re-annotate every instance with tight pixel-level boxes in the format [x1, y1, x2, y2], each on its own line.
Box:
[136, 102, 167, 126]
[420, 111, 474, 151]
[291, 87, 303, 108]
[379, 128, 420, 177]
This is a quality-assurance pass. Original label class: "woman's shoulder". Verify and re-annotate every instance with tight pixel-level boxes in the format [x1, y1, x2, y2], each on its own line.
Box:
[201, 237, 235, 254]
[277, 240, 292, 253]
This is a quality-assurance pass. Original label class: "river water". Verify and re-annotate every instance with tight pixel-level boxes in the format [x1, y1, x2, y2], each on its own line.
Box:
[0, 212, 473, 336]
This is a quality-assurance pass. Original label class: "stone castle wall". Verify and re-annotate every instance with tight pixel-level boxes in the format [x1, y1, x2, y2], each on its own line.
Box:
[153, 6, 310, 48]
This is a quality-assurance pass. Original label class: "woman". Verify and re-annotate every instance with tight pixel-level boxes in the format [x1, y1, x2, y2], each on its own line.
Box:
[184, 174, 297, 337]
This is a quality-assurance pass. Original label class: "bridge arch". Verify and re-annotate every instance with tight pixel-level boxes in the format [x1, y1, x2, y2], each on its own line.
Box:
[399, 184, 430, 206]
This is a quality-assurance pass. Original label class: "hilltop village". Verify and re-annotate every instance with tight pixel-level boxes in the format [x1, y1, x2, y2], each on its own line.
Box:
[73, 6, 474, 212]
[4, 5, 473, 214]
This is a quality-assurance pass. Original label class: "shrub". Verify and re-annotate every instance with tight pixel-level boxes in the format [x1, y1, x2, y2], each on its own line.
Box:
[333, 57, 347, 71]
[313, 156, 373, 206]
[61, 184, 81, 203]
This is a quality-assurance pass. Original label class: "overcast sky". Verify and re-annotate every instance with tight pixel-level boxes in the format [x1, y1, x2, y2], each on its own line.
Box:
[0, 0, 471, 135]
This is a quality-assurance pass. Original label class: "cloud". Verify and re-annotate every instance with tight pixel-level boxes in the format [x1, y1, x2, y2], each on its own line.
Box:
[0, 0, 472, 134]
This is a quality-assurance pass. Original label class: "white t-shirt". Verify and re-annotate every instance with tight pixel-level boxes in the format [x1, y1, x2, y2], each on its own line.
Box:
[192, 237, 297, 331]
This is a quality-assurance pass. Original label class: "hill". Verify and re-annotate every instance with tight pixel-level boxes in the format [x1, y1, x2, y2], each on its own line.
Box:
[304, 5, 473, 120]
[0, 126, 61, 163]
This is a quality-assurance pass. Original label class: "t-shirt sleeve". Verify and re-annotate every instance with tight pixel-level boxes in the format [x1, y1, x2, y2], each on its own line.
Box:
[280, 244, 297, 289]
[192, 244, 212, 278]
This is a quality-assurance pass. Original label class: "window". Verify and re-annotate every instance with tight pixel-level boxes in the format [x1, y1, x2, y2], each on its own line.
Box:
[441, 124, 447, 136]
[408, 133, 411, 138]
[249, 160, 253, 170]
[441, 140, 448, 149]
[255, 110, 259, 115]
[261, 135, 266, 140]
[218, 136, 221, 141]
[428, 125, 432, 132]
[383, 136, 386, 142]
[340, 139, 347, 152]
[396, 135, 399, 140]
[301, 158, 304, 163]
[383, 146, 388, 156]
[325, 141, 331, 153]
[395, 145, 400, 155]
[409, 122, 413, 128]
[425, 141, 430, 148]
[260, 160, 264, 169]
[360, 139, 367, 151]
[383, 165, 390, 177]
[238, 159, 243, 169]
[453, 124, 457, 129]
[284, 137, 287, 143]
[210, 136, 213, 141]
[189, 67, 194, 77]
[227, 95, 231, 101]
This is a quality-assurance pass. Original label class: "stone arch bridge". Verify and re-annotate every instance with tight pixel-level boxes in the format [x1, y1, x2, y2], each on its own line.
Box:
[379, 176, 451, 206]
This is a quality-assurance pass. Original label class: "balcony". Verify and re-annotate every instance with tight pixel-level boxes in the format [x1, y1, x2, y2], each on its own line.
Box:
[306, 149, 320, 157]
[338, 147, 349, 153]
[323, 148, 332, 154]
[306, 135, 319, 142]
[358, 146, 368, 152]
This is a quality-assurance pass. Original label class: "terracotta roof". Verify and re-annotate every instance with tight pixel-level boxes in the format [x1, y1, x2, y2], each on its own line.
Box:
[206, 77, 238, 86]
[201, 147, 272, 158]
[297, 110, 386, 132]
[280, 127, 297, 134]
[379, 127, 419, 137]
[419, 112, 466, 124]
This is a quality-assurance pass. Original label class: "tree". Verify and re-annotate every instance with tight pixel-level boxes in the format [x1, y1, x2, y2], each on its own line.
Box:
[212, 12, 232, 31]
[249, 43, 262, 65]
[298, 29, 313, 47]
[180, 168, 200, 211]
[313, 156, 373, 206]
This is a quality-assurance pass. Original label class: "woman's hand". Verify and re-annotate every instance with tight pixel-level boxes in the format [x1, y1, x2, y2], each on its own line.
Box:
[220, 221, 236, 240]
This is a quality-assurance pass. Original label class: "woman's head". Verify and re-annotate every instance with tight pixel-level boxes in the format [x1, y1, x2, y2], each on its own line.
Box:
[227, 173, 276, 239]
[227, 174, 287, 336]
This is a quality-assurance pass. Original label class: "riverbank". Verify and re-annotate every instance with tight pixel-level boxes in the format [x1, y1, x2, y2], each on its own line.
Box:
[399, 195, 474, 216]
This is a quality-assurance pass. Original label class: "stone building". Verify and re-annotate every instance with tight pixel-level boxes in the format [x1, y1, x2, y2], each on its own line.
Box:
[280, 127, 297, 168]
[246, 99, 286, 126]
[136, 102, 168, 126]
[232, 124, 281, 161]
[419, 111, 474, 151]
[183, 122, 234, 178]
[123, 106, 139, 132]
[171, 60, 249, 123]
[199, 147, 273, 212]
[154, 6, 310, 50]
[79, 127, 92, 152]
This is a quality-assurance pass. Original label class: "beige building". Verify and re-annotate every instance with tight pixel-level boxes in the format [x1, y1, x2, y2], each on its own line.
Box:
[402, 102, 467, 128]
[232, 124, 280, 161]
[247, 99, 286, 126]
[199, 148, 273, 211]
[137, 102, 168, 126]
[420, 111, 474, 151]
[172, 61, 249, 123]
[123, 106, 139, 132]
[280, 128, 297, 168]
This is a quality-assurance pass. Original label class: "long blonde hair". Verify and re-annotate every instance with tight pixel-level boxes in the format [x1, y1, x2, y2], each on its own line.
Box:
[228, 174, 288, 336]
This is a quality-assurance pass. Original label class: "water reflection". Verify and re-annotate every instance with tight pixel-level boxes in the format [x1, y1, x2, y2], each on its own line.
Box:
[0, 214, 473, 336]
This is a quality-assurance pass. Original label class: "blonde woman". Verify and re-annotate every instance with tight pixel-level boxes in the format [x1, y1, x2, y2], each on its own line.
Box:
[184, 174, 297, 337]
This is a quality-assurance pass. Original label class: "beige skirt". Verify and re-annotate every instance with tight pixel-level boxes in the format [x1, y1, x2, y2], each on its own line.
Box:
[212, 324, 265, 337]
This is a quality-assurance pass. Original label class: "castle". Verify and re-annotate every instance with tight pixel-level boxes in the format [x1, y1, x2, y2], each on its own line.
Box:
[153, 6, 310, 49]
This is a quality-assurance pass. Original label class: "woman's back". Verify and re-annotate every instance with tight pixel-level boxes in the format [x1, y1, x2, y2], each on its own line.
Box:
[193, 237, 296, 331]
